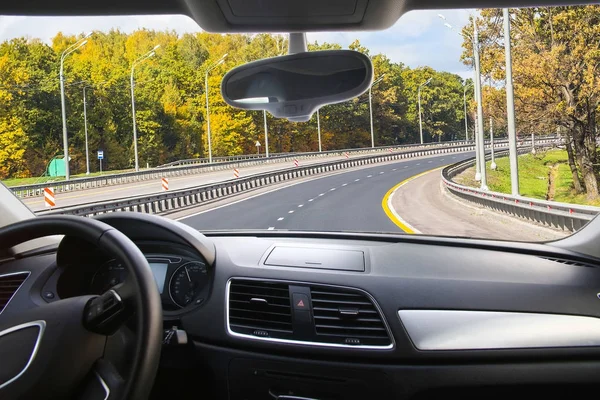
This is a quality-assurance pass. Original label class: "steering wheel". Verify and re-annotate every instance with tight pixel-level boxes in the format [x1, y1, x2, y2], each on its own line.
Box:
[0, 216, 163, 400]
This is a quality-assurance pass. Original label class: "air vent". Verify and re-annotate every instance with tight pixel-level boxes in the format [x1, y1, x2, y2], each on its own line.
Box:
[539, 257, 594, 268]
[310, 286, 391, 347]
[0, 272, 29, 313]
[229, 280, 293, 339]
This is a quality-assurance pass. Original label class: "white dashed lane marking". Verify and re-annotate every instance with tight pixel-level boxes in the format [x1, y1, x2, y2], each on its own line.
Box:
[355, 179, 360, 182]
[308, 199, 314, 202]
[330, 188, 336, 191]
[298, 204, 303, 208]
[288, 210, 294, 214]
[268, 227, 275, 230]
[367, 175, 372, 178]
[342, 183, 348, 186]
[319, 193, 325, 196]
[277, 217, 284, 221]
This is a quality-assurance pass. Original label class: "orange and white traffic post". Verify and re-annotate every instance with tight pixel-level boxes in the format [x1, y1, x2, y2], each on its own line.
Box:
[44, 187, 55, 208]
[161, 177, 169, 191]
[233, 168, 239, 178]
[294, 159, 299, 167]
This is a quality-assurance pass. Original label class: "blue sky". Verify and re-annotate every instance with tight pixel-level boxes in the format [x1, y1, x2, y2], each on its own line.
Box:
[0, 9, 473, 78]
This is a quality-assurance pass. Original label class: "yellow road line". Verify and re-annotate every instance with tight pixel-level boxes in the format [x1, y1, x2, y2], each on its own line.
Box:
[381, 166, 445, 234]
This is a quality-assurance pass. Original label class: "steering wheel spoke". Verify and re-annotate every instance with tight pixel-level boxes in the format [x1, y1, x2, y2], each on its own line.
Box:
[77, 359, 125, 400]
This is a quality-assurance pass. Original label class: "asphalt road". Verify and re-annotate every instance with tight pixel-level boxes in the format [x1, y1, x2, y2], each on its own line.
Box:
[180, 152, 473, 232]
[22, 154, 352, 212]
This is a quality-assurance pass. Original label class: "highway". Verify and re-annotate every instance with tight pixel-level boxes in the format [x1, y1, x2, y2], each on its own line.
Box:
[179, 152, 473, 232]
[21, 153, 354, 212]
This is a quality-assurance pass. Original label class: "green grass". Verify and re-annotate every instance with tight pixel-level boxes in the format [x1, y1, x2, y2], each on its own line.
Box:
[454, 149, 600, 207]
[1, 168, 136, 187]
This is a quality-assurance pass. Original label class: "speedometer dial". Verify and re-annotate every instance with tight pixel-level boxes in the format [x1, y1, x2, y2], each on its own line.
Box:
[168, 261, 208, 308]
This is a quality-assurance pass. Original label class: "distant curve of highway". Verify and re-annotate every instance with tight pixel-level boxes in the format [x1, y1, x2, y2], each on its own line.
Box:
[179, 152, 473, 232]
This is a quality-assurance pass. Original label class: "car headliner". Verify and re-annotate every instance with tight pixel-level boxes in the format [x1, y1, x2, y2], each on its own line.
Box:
[0, 0, 586, 32]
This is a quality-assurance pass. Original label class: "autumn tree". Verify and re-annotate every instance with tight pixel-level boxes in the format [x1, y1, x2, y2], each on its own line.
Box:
[462, 6, 600, 199]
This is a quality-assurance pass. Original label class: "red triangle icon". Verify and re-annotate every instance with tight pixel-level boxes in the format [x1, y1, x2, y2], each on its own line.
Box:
[297, 299, 305, 307]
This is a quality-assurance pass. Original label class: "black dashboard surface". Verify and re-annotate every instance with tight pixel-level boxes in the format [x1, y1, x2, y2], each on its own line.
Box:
[4, 214, 600, 399]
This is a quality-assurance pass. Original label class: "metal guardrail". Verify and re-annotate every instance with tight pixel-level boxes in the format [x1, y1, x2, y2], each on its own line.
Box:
[37, 141, 501, 217]
[442, 139, 600, 232]
[155, 140, 490, 168]
[11, 140, 480, 199]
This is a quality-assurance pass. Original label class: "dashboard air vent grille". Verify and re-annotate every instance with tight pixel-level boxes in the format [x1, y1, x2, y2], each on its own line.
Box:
[539, 257, 594, 268]
[0, 272, 29, 313]
[229, 280, 293, 339]
[310, 286, 391, 346]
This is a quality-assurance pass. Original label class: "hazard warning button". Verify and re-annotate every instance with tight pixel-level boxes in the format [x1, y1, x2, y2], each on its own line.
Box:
[292, 293, 309, 311]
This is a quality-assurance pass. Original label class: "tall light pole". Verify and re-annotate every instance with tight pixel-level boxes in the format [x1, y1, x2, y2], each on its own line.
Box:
[60, 33, 91, 180]
[463, 82, 472, 141]
[418, 77, 432, 145]
[317, 109, 322, 152]
[490, 117, 497, 170]
[473, 22, 488, 190]
[205, 53, 228, 163]
[369, 74, 386, 148]
[263, 110, 269, 157]
[131, 44, 160, 172]
[83, 85, 90, 175]
[503, 8, 519, 195]
[439, 14, 486, 189]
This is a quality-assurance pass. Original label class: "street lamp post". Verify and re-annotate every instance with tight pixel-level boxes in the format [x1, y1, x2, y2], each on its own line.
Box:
[490, 117, 497, 170]
[503, 7, 520, 195]
[60, 33, 91, 180]
[317, 109, 322, 152]
[473, 22, 488, 190]
[369, 74, 386, 148]
[83, 85, 90, 175]
[439, 14, 487, 189]
[418, 77, 432, 145]
[463, 83, 472, 141]
[131, 44, 160, 172]
[205, 53, 228, 163]
[263, 110, 269, 157]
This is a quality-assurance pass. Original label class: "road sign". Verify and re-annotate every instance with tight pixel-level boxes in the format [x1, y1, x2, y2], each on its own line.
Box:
[255, 141, 261, 147]
[97, 151, 104, 160]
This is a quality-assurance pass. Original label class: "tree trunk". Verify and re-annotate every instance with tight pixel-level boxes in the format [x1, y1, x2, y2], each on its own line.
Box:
[564, 135, 583, 193]
[572, 125, 599, 200]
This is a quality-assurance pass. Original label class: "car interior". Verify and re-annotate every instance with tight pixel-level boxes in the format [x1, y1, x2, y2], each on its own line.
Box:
[2, 0, 600, 400]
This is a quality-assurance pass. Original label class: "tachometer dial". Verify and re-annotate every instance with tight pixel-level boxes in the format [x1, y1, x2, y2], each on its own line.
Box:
[90, 259, 126, 294]
[168, 261, 208, 308]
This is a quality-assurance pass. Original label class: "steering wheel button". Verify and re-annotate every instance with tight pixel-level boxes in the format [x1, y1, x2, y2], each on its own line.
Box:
[43, 291, 55, 299]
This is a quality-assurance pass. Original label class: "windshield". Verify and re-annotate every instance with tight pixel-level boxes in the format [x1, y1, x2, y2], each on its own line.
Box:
[1, 6, 598, 242]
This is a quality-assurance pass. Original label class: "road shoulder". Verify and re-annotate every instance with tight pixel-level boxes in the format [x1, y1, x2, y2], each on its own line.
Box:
[388, 168, 566, 241]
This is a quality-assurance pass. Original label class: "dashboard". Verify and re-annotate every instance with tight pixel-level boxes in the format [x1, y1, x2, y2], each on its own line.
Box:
[39, 215, 215, 316]
[5, 212, 600, 400]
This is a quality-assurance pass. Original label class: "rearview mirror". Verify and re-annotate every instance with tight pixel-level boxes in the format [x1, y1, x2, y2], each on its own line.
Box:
[221, 50, 373, 122]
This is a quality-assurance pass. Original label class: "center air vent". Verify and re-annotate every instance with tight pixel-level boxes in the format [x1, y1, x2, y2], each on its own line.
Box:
[0, 272, 29, 314]
[310, 286, 392, 347]
[228, 280, 293, 339]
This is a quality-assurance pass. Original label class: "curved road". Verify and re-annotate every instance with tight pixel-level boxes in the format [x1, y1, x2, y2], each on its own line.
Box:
[22, 153, 355, 212]
[180, 152, 473, 232]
